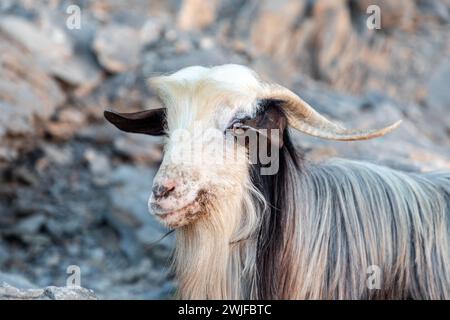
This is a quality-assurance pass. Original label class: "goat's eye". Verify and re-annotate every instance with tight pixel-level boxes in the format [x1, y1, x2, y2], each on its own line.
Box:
[233, 122, 247, 135]
[227, 119, 250, 136]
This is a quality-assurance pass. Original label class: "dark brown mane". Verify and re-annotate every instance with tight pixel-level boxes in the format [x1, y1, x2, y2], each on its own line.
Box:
[251, 130, 303, 299]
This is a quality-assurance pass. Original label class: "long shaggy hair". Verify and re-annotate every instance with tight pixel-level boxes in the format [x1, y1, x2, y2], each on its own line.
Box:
[104, 64, 449, 299]
[174, 131, 450, 299]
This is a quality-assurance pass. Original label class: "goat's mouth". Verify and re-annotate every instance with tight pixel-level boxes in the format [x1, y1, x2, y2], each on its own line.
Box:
[153, 200, 205, 228]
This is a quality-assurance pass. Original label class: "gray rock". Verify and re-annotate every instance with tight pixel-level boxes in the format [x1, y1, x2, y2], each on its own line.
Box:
[107, 164, 174, 262]
[0, 16, 72, 68]
[0, 15, 101, 87]
[355, 0, 417, 30]
[0, 33, 65, 136]
[419, 0, 449, 23]
[0, 247, 8, 265]
[15, 214, 46, 234]
[93, 24, 142, 73]
[0, 282, 97, 300]
[139, 18, 164, 47]
[76, 123, 120, 144]
[109, 165, 157, 225]
[44, 286, 97, 300]
[84, 148, 112, 185]
[0, 30, 65, 161]
[42, 145, 74, 166]
[426, 59, 450, 114]
[79, 71, 154, 120]
[0, 283, 44, 300]
[0, 272, 37, 289]
[113, 134, 163, 164]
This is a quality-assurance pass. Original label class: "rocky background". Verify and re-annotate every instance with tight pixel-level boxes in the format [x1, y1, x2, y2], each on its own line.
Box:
[0, 0, 449, 299]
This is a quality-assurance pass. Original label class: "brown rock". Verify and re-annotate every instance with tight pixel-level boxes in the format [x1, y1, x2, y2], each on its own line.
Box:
[0, 31, 65, 161]
[177, 0, 218, 31]
[251, 0, 306, 56]
[355, 0, 417, 30]
[0, 16, 101, 87]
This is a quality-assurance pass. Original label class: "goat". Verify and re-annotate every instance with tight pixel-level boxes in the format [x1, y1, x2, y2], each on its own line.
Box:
[104, 64, 450, 299]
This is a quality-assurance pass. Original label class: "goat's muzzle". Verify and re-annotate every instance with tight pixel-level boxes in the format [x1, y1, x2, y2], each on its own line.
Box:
[148, 179, 208, 228]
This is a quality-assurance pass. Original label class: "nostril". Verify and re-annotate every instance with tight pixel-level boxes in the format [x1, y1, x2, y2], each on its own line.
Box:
[152, 180, 177, 199]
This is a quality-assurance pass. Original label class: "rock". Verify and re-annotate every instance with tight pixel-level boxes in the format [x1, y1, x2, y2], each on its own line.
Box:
[250, 0, 306, 55]
[84, 148, 112, 185]
[0, 147, 18, 162]
[0, 16, 72, 68]
[0, 33, 65, 137]
[0, 283, 97, 300]
[354, 0, 417, 30]
[139, 18, 164, 47]
[0, 30, 65, 161]
[76, 123, 120, 144]
[51, 53, 103, 88]
[113, 134, 163, 164]
[59, 108, 87, 125]
[46, 107, 88, 139]
[109, 165, 157, 225]
[42, 145, 74, 166]
[418, 59, 450, 145]
[293, 81, 450, 171]
[15, 214, 46, 234]
[46, 113, 87, 140]
[110, 259, 153, 283]
[177, 0, 218, 31]
[93, 24, 142, 73]
[44, 286, 97, 300]
[417, 0, 449, 23]
[0, 247, 8, 265]
[426, 59, 450, 115]
[0, 272, 37, 289]
[0, 283, 44, 300]
[108, 164, 174, 260]
[80, 71, 153, 120]
[0, 15, 102, 87]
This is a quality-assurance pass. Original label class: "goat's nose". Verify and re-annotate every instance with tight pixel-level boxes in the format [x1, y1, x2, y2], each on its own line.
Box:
[152, 180, 177, 199]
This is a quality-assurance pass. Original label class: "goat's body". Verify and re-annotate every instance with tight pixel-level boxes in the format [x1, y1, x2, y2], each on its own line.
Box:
[175, 149, 450, 299]
[254, 158, 450, 299]
[106, 64, 449, 299]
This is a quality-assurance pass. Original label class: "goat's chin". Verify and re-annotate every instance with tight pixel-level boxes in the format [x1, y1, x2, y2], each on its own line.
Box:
[155, 201, 206, 228]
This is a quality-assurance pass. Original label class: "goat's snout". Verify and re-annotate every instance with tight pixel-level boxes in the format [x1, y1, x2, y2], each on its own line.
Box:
[148, 175, 201, 220]
[152, 180, 177, 199]
[150, 179, 179, 215]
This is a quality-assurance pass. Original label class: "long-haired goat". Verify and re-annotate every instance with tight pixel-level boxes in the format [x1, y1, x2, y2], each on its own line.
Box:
[105, 64, 450, 299]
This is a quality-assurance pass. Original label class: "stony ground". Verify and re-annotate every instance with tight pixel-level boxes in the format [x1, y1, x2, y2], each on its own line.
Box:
[0, 0, 449, 299]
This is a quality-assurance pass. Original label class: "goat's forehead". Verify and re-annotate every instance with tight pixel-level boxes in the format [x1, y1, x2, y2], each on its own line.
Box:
[170, 64, 260, 86]
[151, 64, 261, 128]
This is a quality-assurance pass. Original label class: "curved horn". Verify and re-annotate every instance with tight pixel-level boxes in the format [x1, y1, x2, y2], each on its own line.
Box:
[261, 84, 402, 141]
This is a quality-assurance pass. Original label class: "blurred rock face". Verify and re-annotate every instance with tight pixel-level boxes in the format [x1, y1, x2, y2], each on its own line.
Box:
[0, 0, 449, 299]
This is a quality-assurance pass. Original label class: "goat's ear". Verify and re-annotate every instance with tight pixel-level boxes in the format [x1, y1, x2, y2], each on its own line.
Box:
[104, 108, 166, 136]
[246, 100, 288, 148]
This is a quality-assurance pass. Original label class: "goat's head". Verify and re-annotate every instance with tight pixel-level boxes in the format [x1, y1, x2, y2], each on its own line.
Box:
[105, 64, 401, 228]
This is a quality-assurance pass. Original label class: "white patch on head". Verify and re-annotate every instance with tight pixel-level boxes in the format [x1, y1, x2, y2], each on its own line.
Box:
[149, 64, 262, 132]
